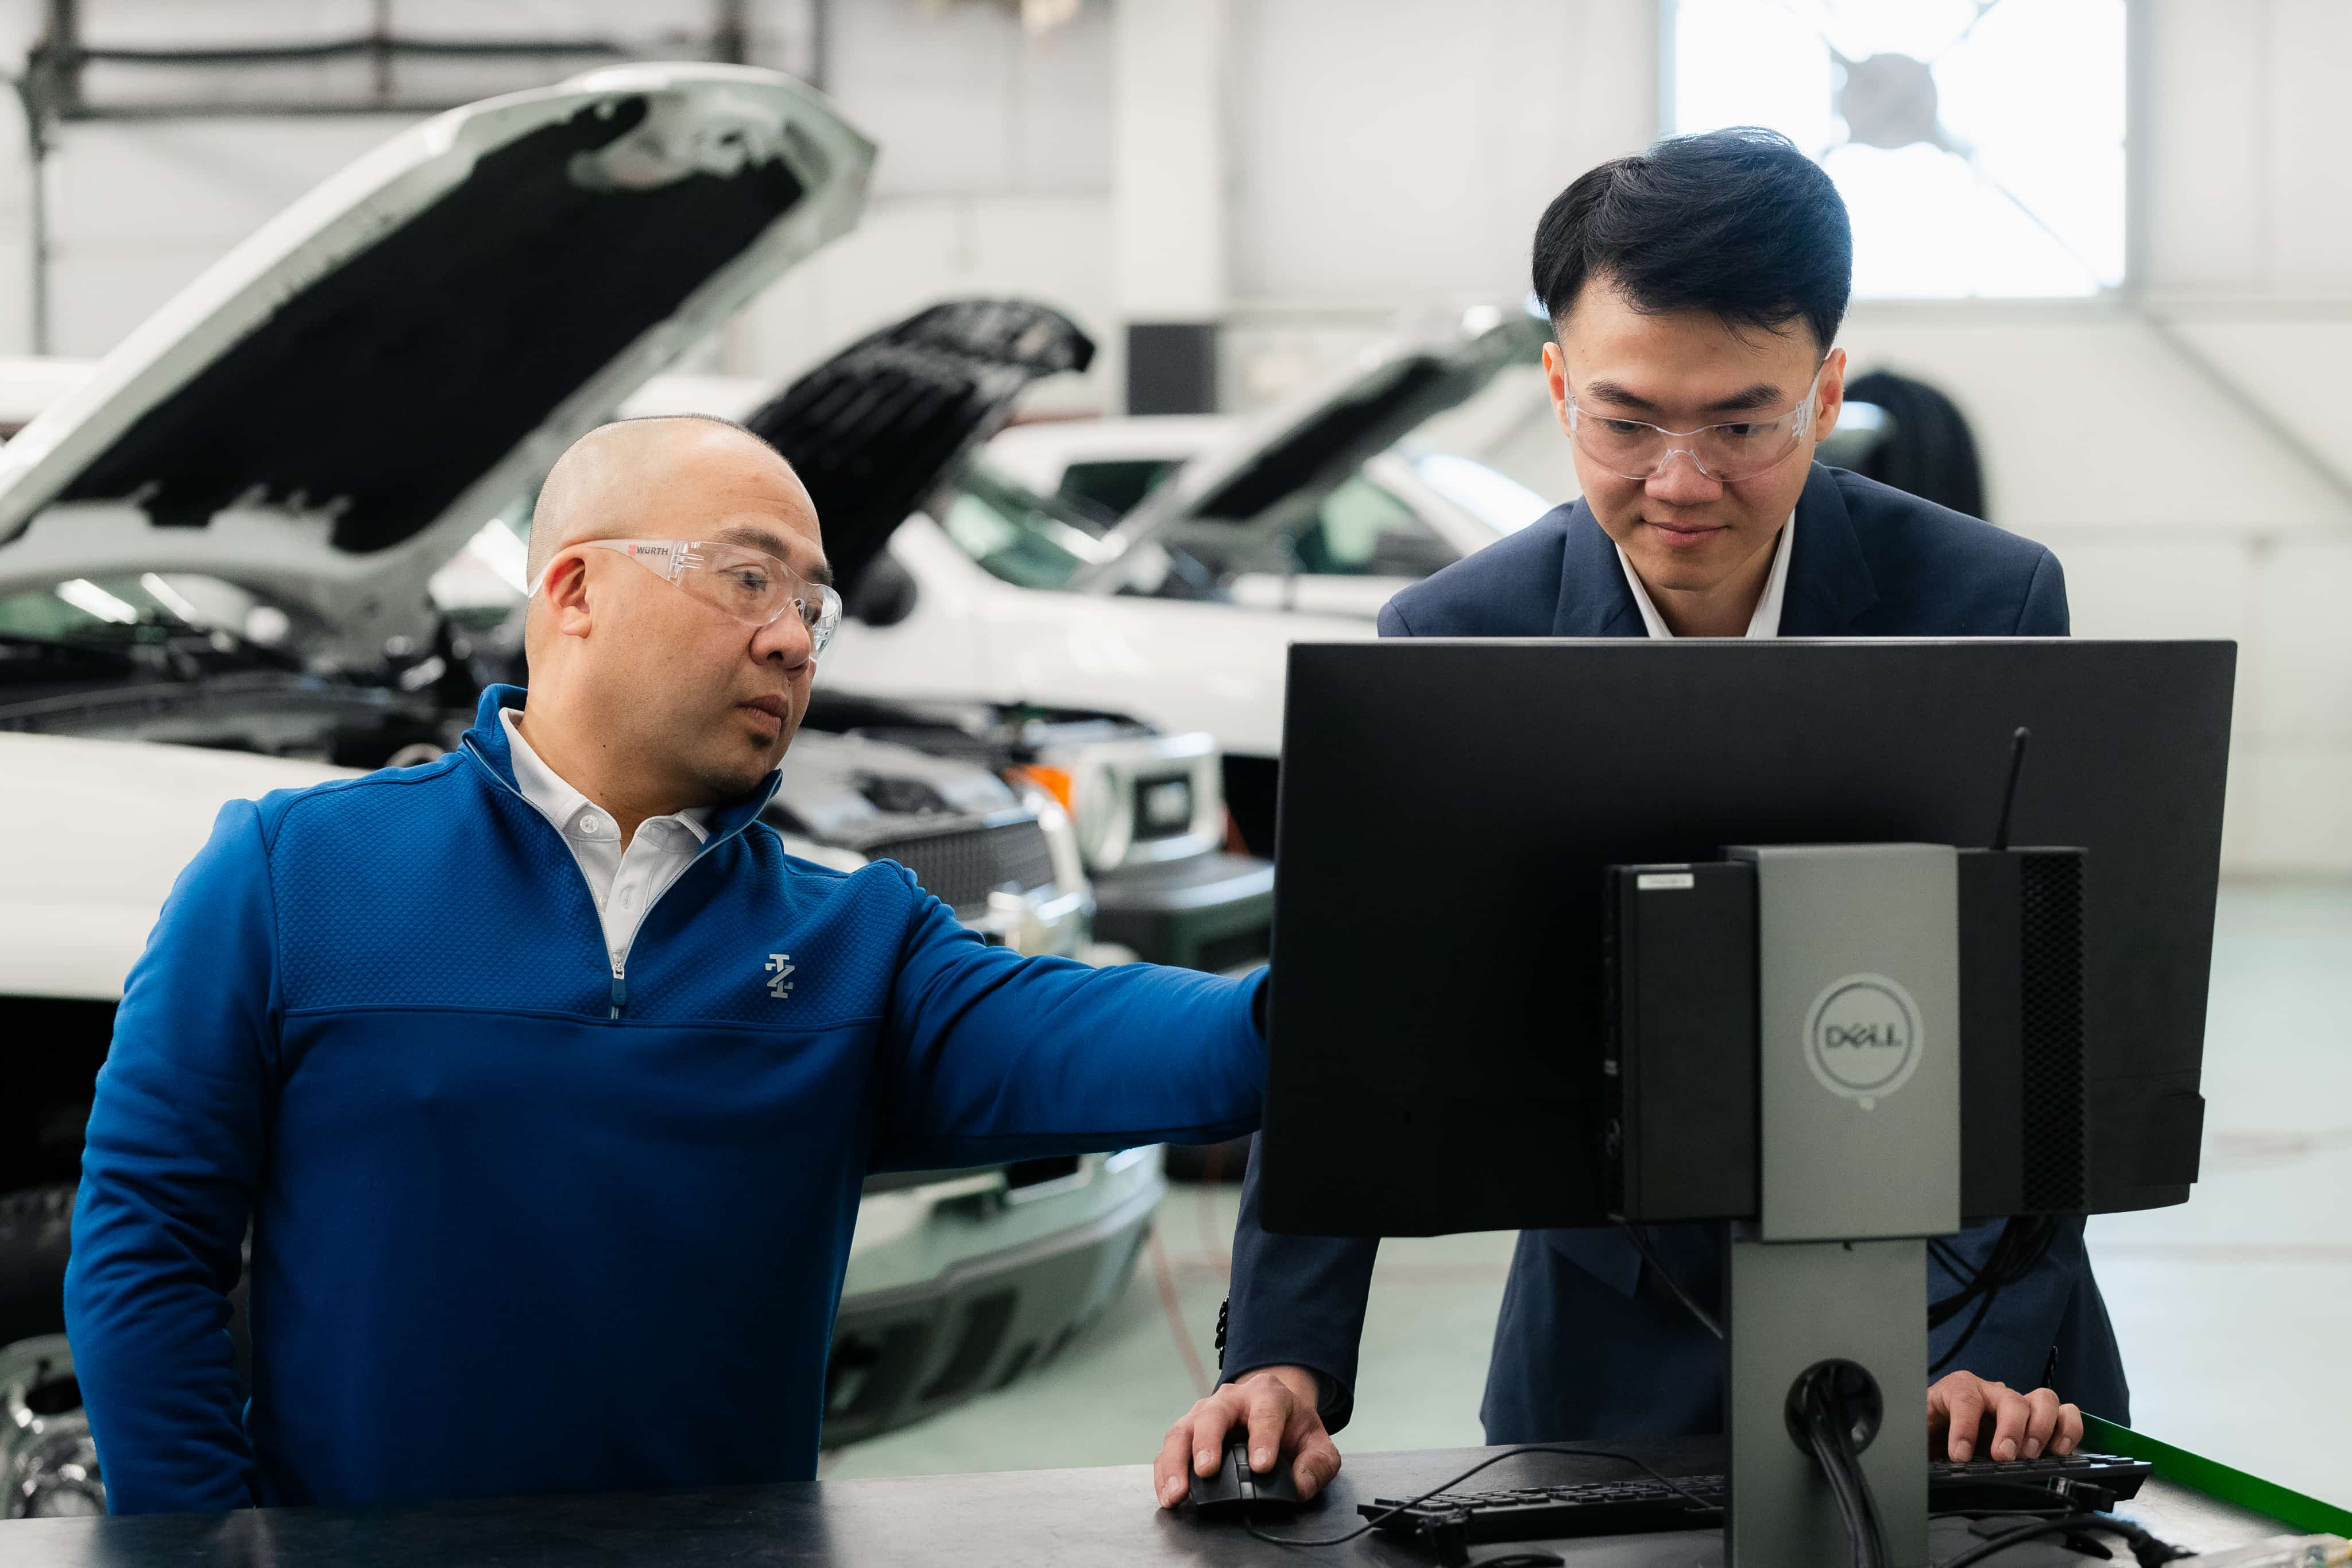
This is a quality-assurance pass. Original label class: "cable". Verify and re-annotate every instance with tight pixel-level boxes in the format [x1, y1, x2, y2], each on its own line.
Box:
[1618, 1223, 1724, 1341]
[1930, 1217, 2056, 1330]
[1929, 1217, 2061, 1373]
[1239, 1445, 1718, 1552]
[1933, 1511, 2192, 1567]
[1794, 1364, 1890, 1568]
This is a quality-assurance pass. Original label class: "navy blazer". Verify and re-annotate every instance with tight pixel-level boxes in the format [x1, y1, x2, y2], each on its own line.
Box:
[1221, 464, 2129, 1445]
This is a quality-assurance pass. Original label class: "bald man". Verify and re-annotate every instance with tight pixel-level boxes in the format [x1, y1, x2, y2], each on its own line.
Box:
[65, 417, 1270, 1515]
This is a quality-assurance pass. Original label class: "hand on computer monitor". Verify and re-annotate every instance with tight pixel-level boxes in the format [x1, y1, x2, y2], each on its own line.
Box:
[1154, 1365, 1339, 1507]
[1928, 1372, 2082, 1463]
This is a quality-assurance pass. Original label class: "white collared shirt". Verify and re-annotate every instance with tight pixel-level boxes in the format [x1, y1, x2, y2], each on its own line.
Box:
[1614, 512, 1796, 640]
[500, 708, 711, 975]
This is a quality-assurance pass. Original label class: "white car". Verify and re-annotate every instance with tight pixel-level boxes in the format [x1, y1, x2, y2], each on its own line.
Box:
[982, 406, 1554, 622]
[0, 65, 1166, 1510]
[834, 309, 1562, 748]
[980, 413, 1238, 518]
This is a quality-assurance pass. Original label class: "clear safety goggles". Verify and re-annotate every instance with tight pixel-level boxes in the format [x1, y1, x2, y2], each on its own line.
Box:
[537, 537, 843, 660]
[1565, 364, 1826, 483]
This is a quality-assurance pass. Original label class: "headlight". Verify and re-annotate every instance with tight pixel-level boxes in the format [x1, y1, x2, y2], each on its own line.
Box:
[1012, 730, 1225, 874]
[1135, 775, 1196, 837]
[1013, 784, 1089, 897]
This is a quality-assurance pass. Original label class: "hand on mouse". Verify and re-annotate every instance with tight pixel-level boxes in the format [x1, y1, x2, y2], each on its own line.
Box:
[1155, 1366, 1341, 1508]
[1927, 1371, 2082, 1462]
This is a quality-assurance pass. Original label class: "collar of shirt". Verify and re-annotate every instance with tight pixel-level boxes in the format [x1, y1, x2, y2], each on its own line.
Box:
[499, 708, 710, 851]
[498, 708, 714, 970]
[1614, 510, 1796, 640]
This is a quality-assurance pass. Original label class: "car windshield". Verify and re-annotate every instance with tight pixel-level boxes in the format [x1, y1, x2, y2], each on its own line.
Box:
[1057, 456, 1185, 517]
[934, 468, 1120, 591]
[1401, 450, 1552, 536]
[0, 572, 305, 656]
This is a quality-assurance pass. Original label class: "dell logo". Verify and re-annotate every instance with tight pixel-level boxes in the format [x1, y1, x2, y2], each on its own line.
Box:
[1803, 974, 1924, 1110]
[1823, 1023, 1908, 1050]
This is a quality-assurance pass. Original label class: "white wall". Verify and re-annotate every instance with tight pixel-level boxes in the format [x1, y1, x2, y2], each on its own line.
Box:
[1833, 303, 2352, 879]
[1218, 0, 1657, 402]
[1227, 0, 1655, 307]
[740, 0, 1119, 413]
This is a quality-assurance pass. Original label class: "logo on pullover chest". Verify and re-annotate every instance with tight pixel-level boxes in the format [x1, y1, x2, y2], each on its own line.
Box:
[765, 953, 796, 998]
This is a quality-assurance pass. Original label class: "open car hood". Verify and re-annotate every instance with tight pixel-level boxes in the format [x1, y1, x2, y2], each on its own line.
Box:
[736, 299, 1093, 594]
[1073, 305, 1550, 587]
[0, 63, 873, 664]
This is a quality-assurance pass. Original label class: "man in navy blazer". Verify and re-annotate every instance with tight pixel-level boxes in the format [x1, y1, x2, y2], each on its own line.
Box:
[1153, 128, 2123, 1511]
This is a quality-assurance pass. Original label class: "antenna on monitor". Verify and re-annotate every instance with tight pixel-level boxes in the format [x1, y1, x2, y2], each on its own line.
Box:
[1989, 727, 2030, 851]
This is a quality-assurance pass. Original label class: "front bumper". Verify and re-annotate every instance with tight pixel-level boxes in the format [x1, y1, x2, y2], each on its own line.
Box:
[1090, 851, 1274, 971]
[0, 1336, 102, 1518]
[823, 1147, 1165, 1447]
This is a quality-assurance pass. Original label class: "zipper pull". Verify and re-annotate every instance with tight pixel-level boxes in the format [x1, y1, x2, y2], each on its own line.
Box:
[610, 958, 626, 1019]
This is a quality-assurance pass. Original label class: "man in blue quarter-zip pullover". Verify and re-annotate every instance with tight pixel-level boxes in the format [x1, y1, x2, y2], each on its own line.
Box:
[65, 416, 1270, 1516]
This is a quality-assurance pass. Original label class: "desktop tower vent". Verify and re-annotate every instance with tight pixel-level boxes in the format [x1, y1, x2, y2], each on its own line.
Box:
[2016, 851, 2088, 1213]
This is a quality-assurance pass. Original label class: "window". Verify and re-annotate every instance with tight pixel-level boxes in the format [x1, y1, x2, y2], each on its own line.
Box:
[1667, 0, 2126, 297]
[1403, 452, 1553, 538]
[935, 474, 1107, 592]
[1292, 477, 1456, 577]
[1057, 458, 1184, 519]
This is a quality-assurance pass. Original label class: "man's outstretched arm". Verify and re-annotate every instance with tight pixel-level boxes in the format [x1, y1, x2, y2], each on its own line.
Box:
[67, 801, 277, 1513]
[870, 881, 1267, 1169]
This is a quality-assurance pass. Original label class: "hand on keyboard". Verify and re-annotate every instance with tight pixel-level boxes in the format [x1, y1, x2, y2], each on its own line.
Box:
[1927, 1370, 2083, 1462]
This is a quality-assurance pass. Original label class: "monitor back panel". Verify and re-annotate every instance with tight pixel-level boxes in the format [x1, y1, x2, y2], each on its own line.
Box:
[1258, 638, 2233, 1238]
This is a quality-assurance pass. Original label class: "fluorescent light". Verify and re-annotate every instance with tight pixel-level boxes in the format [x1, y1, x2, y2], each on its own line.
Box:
[57, 578, 139, 624]
[138, 572, 203, 624]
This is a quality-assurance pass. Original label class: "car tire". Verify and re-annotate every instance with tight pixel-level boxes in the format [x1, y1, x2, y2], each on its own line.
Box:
[0, 1185, 74, 1347]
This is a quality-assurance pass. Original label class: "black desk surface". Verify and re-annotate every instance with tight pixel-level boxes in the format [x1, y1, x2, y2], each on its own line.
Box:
[0, 1441, 2299, 1567]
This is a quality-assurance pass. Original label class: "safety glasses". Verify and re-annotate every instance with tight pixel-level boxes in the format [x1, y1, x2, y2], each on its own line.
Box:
[536, 538, 843, 660]
[1565, 364, 1827, 483]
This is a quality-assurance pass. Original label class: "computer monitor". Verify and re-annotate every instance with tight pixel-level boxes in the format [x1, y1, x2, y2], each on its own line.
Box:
[1258, 638, 2234, 1238]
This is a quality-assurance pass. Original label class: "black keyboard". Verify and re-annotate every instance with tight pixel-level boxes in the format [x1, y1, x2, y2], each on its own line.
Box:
[1360, 1452, 2153, 1545]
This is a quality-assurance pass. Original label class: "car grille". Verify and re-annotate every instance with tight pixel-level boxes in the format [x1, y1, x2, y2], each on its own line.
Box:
[866, 820, 1058, 912]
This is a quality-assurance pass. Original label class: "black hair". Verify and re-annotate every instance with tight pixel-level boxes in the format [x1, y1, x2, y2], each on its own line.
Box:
[1531, 127, 1852, 353]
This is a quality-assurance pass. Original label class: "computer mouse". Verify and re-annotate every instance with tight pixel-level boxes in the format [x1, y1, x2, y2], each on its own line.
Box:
[1188, 1435, 1306, 1516]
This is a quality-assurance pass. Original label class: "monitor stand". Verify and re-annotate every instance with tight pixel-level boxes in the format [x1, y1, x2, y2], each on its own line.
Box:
[1726, 1232, 1929, 1564]
[1715, 842, 1964, 1568]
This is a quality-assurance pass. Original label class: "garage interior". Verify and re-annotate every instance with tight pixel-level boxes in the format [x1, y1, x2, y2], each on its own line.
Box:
[0, 0, 2345, 1558]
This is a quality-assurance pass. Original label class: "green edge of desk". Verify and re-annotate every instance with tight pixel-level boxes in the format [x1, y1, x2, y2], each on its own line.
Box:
[2082, 1415, 2352, 1537]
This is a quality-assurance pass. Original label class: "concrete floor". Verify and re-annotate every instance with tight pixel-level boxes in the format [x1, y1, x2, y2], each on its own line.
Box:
[829, 885, 2352, 1509]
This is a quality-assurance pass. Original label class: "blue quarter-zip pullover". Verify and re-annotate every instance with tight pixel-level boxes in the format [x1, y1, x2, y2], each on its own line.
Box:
[65, 685, 1266, 1515]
